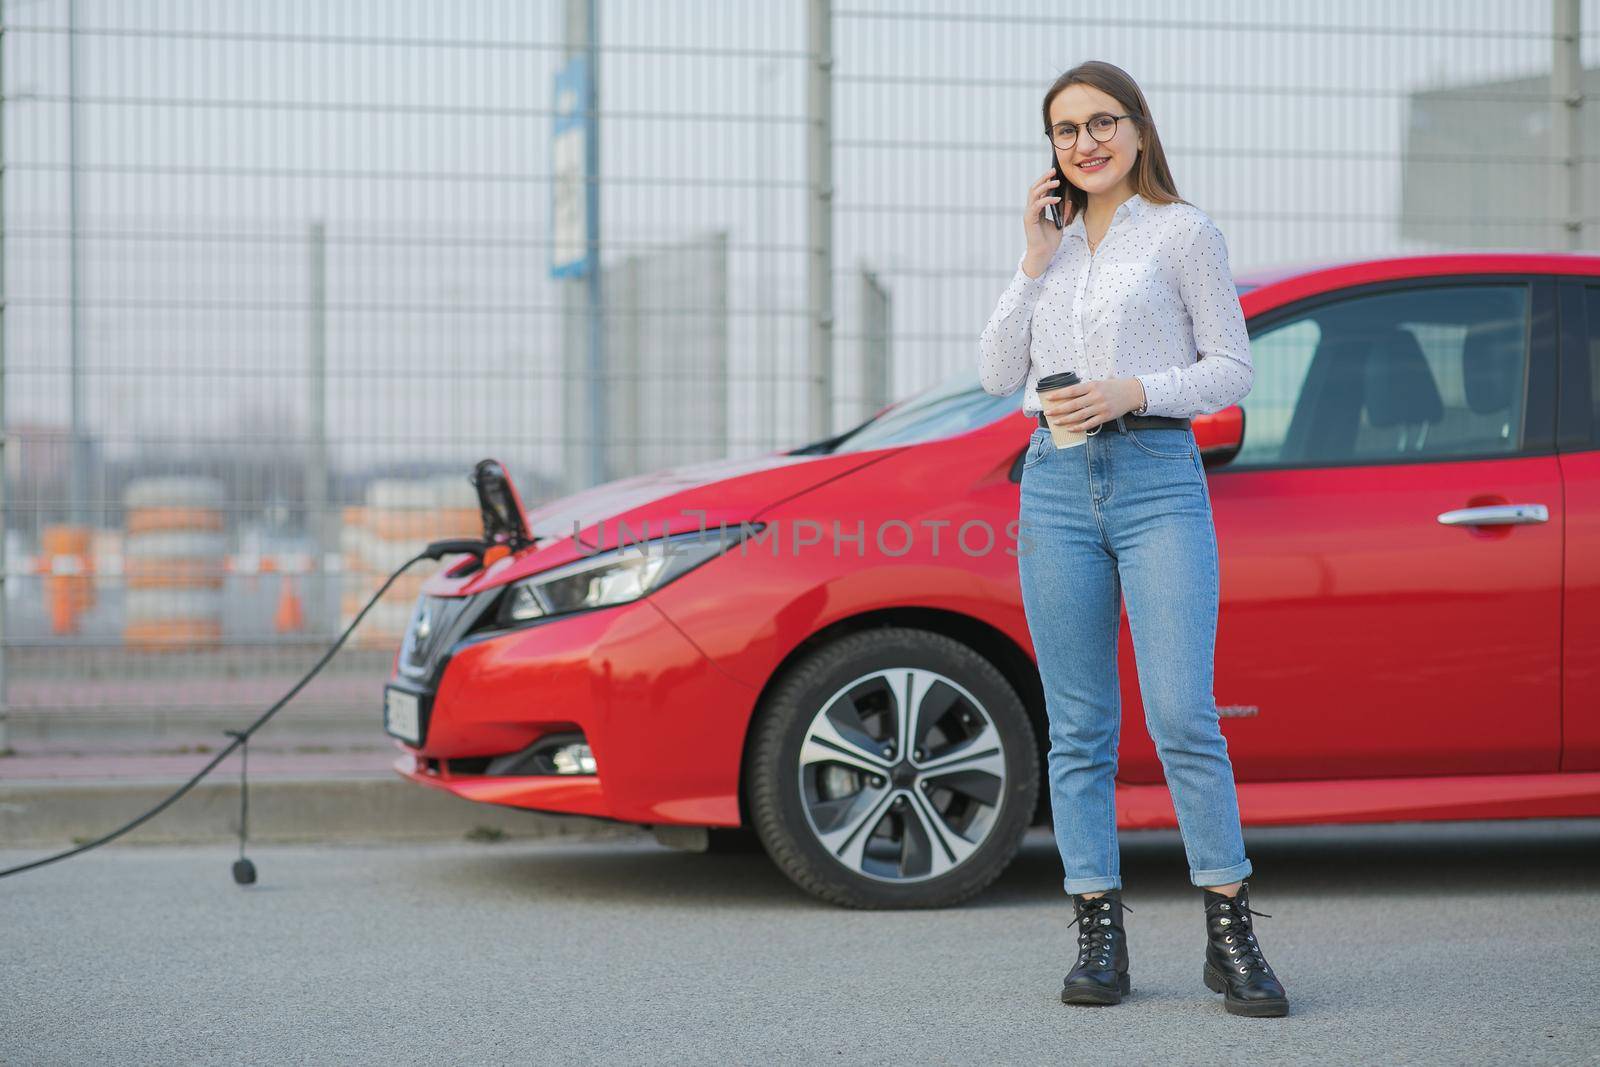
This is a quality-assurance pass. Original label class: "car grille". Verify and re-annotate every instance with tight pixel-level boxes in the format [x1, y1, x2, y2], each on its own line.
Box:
[396, 591, 489, 683]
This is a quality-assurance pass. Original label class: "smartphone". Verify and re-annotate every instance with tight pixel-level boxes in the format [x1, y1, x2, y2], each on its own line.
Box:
[1045, 156, 1072, 229]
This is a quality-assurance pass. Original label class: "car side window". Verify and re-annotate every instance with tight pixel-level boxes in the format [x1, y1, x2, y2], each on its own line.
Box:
[1230, 320, 1319, 467]
[1234, 284, 1530, 469]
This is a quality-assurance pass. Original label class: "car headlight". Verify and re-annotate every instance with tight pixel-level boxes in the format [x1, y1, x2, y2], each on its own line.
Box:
[498, 523, 764, 623]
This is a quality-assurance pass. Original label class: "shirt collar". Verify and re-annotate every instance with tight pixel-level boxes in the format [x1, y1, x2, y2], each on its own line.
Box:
[1067, 191, 1149, 241]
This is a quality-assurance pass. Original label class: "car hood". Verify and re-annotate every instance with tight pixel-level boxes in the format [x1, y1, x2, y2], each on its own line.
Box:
[432, 447, 900, 597]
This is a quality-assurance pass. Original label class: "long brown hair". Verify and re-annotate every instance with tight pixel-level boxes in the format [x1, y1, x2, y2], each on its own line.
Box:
[1041, 61, 1187, 224]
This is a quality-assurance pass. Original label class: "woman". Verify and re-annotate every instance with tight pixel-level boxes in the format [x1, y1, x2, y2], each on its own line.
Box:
[978, 61, 1288, 1018]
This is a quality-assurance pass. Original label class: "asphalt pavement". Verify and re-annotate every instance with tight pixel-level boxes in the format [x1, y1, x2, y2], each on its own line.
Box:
[3, 819, 1597, 1065]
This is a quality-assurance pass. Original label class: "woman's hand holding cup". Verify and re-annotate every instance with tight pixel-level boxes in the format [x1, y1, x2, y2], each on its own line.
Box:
[1040, 378, 1147, 439]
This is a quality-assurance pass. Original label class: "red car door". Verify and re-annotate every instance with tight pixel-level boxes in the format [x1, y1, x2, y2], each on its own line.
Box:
[1117, 275, 1562, 782]
[1557, 277, 1600, 772]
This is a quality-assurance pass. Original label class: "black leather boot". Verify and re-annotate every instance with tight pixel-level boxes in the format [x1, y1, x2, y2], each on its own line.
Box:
[1202, 881, 1288, 1017]
[1061, 889, 1133, 1005]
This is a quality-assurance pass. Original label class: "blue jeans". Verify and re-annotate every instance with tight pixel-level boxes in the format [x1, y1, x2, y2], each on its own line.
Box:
[1017, 414, 1252, 895]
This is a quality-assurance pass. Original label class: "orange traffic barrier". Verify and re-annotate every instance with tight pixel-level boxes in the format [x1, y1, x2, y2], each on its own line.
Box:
[340, 478, 480, 648]
[42, 524, 94, 635]
[122, 477, 227, 650]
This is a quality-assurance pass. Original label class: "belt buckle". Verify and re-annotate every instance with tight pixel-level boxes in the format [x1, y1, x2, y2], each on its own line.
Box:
[1096, 413, 1127, 436]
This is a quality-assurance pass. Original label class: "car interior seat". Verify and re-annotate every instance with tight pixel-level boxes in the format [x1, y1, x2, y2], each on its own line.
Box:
[1361, 329, 1443, 455]
[1460, 316, 1523, 447]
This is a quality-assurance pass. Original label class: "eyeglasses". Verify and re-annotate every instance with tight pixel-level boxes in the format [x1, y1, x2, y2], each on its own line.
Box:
[1046, 113, 1133, 152]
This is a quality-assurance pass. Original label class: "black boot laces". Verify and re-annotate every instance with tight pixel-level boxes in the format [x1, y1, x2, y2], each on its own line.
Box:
[1213, 894, 1274, 978]
[1067, 897, 1132, 970]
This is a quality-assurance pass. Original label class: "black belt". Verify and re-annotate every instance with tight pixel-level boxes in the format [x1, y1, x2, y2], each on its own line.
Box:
[1037, 411, 1191, 432]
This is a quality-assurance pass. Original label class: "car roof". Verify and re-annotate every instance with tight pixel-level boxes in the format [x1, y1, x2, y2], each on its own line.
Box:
[1235, 250, 1600, 303]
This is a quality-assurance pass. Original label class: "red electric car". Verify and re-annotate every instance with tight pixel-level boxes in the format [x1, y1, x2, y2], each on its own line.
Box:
[385, 252, 1600, 908]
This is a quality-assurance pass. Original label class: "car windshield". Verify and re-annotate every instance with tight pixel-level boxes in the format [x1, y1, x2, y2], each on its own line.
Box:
[824, 370, 1021, 454]
[809, 281, 1254, 454]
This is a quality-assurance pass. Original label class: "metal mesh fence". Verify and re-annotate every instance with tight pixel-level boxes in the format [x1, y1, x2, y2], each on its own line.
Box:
[1, 0, 1596, 728]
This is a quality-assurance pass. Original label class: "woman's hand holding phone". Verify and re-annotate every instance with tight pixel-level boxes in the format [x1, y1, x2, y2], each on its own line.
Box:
[1022, 167, 1066, 278]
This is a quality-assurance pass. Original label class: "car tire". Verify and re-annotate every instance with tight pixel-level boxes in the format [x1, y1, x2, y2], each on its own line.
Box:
[748, 627, 1038, 909]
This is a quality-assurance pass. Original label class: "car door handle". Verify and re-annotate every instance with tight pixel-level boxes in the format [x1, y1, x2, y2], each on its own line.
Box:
[1436, 504, 1549, 527]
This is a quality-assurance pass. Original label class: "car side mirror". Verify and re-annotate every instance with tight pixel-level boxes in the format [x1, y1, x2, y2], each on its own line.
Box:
[1193, 405, 1245, 465]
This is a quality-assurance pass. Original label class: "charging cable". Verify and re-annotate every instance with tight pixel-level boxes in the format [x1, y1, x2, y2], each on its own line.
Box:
[0, 538, 490, 881]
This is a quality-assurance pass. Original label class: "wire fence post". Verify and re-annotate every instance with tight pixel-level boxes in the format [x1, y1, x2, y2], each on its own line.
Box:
[306, 221, 329, 636]
[0, 0, 9, 754]
[1551, 0, 1584, 252]
[807, 0, 834, 440]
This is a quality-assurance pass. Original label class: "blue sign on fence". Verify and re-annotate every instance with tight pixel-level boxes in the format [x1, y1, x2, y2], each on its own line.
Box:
[550, 55, 595, 279]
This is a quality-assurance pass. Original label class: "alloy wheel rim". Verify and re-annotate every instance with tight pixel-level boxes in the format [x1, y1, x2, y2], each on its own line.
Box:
[797, 667, 1008, 883]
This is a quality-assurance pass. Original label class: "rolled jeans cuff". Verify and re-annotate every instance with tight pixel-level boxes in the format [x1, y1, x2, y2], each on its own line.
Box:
[1063, 874, 1123, 895]
[1191, 857, 1253, 888]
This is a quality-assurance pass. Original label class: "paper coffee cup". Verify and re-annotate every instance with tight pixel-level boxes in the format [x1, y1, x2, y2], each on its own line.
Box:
[1036, 371, 1087, 450]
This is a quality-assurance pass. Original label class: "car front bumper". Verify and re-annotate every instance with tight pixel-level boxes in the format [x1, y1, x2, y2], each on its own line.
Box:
[386, 589, 761, 827]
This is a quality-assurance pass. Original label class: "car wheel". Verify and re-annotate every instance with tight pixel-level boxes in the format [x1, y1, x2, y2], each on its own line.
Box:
[748, 627, 1038, 908]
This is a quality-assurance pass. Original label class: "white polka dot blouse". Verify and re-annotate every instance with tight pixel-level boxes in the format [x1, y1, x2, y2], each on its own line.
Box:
[977, 191, 1253, 420]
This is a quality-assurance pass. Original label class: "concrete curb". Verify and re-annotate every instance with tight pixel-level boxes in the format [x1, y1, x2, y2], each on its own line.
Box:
[3, 707, 376, 744]
[0, 776, 649, 849]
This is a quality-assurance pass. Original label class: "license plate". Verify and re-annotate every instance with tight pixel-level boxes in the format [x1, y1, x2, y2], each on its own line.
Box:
[384, 686, 421, 744]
